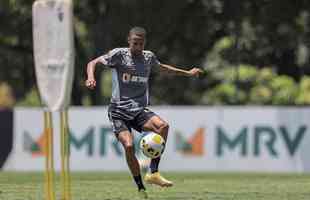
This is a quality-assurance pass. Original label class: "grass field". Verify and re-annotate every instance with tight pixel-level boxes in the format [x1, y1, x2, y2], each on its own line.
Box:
[0, 172, 309, 200]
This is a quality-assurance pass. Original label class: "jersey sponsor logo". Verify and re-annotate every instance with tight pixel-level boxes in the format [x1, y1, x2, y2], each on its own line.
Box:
[122, 73, 148, 83]
[144, 108, 151, 112]
[126, 64, 136, 71]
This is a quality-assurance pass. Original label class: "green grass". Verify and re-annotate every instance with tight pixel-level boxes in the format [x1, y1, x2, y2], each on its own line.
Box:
[0, 172, 309, 200]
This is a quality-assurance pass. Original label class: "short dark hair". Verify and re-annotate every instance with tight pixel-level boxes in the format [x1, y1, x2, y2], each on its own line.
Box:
[129, 26, 146, 37]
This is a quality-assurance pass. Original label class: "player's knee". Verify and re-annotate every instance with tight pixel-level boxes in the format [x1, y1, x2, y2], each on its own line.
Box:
[123, 141, 134, 152]
[159, 121, 169, 133]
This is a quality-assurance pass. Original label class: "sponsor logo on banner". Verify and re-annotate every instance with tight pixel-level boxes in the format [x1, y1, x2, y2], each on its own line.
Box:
[23, 131, 46, 157]
[69, 127, 123, 157]
[9, 107, 310, 172]
[216, 125, 307, 157]
[175, 127, 205, 156]
[22, 126, 143, 158]
[22, 125, 307, 159]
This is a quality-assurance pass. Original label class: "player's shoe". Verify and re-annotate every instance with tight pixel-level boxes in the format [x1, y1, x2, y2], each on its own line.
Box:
[138, 188, 148, 199]
[144, 172, 173, 187]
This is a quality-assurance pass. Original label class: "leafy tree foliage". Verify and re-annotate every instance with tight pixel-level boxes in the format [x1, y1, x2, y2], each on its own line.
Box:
[0, 0, 309, 106]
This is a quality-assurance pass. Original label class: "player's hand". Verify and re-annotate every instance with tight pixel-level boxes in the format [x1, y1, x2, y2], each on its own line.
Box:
[85, 78, 96, 89]
[188, 67, 204, 77]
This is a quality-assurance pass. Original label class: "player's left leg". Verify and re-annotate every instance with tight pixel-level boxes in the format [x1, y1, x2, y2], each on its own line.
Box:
[140, 114, 173, 187]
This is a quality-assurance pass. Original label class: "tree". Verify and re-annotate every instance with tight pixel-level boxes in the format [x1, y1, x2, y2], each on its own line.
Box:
[1, 0, 310, 106]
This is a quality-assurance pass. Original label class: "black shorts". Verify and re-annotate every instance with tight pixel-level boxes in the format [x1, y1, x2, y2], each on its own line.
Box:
[108, 106, 157, 136]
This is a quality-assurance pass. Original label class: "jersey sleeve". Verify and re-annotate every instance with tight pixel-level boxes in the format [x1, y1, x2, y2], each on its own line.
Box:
[150, 52, 161, 67]
[98, 48, 120, 67]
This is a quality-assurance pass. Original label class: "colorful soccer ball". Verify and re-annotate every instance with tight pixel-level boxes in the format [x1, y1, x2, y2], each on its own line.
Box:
[140, 133, 165, 159]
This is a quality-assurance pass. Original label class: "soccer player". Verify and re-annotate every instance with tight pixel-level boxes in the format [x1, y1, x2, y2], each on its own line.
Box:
[85, 27, 202, 197]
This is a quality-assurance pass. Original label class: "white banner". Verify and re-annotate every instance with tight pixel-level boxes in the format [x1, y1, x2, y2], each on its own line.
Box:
[32, 0, 74, 111]
[4, 107, 310, 172]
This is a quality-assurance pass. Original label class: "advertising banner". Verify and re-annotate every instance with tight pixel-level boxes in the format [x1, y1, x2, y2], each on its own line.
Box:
[4, 107, 310, 172]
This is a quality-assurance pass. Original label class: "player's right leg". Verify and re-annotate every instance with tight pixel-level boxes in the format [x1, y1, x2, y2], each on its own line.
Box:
[108, 106, 148, 198]
[108, 106, 148, 197]
[117, 131, 143, 187]
[117, 131, 147, 198]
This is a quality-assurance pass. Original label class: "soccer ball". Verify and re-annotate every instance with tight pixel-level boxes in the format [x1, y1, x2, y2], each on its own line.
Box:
[140, 133, 165, 159]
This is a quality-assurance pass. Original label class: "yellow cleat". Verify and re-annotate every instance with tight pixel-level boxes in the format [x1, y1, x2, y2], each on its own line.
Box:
[138, 188, 148, 199]
[144, 172, 173, 187]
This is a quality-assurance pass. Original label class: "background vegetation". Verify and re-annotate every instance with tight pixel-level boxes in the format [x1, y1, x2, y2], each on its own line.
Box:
[1, 0, 310, 107]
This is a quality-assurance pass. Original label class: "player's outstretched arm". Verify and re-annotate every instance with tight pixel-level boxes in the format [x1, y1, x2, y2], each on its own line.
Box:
[85, 57, 102, 89]
[159, 63, 203, 77]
